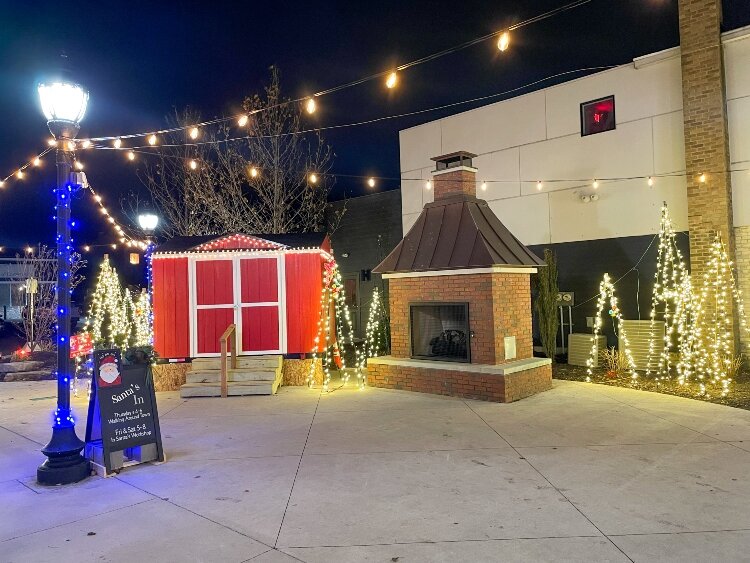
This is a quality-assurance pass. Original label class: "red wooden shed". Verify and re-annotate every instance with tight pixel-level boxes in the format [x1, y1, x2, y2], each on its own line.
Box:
[151, 233, 331, 359]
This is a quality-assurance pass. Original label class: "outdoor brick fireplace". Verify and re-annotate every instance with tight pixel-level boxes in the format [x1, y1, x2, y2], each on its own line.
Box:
[368, 151, 552, 402]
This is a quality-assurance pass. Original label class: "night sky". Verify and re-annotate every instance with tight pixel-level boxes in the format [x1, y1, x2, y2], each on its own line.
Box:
[0, 0, 748, 251]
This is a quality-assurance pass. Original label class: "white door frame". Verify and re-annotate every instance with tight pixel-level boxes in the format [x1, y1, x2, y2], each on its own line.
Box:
[188, 252, 287, 357]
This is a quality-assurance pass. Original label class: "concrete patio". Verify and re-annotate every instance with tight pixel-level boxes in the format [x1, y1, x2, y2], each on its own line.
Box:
[2, 379, 750, 562]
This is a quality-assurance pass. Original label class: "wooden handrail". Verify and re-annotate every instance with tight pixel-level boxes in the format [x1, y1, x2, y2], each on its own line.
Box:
[219, 324, 237, 398]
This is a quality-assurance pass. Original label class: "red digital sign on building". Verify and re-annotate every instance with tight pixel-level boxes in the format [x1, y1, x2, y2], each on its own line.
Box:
[580, 95, 616, 137]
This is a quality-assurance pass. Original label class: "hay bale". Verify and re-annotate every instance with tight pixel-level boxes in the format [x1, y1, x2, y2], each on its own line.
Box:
[152, 363, 189, 392]
[283, 358, 323, 386]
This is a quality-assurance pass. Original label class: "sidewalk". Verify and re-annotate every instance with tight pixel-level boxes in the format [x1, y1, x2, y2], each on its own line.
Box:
[2, 379, 750, 562]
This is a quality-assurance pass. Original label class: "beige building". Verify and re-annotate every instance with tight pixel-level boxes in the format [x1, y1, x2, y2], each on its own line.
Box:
[397, 0, 750, 352]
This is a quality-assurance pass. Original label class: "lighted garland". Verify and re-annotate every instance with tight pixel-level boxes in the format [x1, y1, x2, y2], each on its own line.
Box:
[586, 273, 638, 382]
[364, 287, 385, 359]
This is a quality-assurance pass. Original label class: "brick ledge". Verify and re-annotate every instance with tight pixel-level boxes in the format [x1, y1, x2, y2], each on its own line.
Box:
[367, 356, 551, 375]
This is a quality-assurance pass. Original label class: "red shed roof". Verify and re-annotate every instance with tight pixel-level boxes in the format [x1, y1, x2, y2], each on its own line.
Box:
[153, 232, 330, 255]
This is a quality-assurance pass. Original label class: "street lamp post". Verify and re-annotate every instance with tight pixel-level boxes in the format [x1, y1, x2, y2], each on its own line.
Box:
[36, 79, 91, 485]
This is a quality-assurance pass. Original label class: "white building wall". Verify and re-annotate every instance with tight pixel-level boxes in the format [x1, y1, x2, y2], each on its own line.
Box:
[399, 26, 750, 246]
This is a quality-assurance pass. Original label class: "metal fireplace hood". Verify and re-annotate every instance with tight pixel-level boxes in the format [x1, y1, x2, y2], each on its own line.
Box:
[374, 194, 545, 274]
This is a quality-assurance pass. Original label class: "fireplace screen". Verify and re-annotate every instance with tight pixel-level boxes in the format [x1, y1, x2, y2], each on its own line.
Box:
[410, 303, 470, 362]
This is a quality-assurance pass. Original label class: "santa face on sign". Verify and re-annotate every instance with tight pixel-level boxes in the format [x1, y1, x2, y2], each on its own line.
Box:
[98, 355, 121, 387]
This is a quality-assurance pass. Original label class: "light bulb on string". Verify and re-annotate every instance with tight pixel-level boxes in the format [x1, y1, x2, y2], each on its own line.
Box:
[425, 180, 432, 190]
[148, 134, 157, 146]
[537, 180, 543, 190]
[81, 140, 91, 149]
[189, 159, 198, 170]
[108, 217, 115, 224]
[385, 71, 398, 89]
[94, 194, 102, 202]
[238, 114, 249, 127]
[16, 170, 24, 180]
[699, 173, 707, 183]
[0, 181, 5, 188]
[114, 138, 122, 149]
[33, 157, 41, 167]
[593, 179, 599, 189]
[648, 176, 654, 187]
[309, 172, 318, 184]
[127, 151, 135, 161]
[189, 127, 199, 139]
[47, 138, 57, 147]
[83, 245, 90, 252]
[497, 31, 510, 52]
[250, 166, 259, 178]
[480, 181, 487, 191]
[66, 140, 76, 151]
[367, 177, 376, 188]
[306, 97, 316, 114]
[74, 161, 84, 170]
[111, 244, 117, 250]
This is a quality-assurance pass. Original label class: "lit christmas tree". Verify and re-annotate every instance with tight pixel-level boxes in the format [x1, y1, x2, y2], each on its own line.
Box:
[87, 257, 130, 349]
[586, 273, 638, 382]
[646, 203, 691, 379]
[688, 233, 747, 396]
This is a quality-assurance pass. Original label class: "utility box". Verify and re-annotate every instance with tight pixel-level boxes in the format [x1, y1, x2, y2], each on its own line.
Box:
[568, 333, 607, 367]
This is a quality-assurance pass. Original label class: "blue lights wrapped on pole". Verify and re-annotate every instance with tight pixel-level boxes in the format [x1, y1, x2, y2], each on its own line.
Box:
[36, 73, 91, 485]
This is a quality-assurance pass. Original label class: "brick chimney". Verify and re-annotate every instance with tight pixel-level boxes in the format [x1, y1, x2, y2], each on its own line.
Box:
[430, 151, 477, 200]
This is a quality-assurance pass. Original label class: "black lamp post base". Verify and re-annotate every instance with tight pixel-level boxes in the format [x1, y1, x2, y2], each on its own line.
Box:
[37, 425, 90, 486]
[37, 453, 90, 486]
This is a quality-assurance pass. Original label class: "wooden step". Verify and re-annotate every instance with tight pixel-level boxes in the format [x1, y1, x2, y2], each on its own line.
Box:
[191, 355, 282, 371]
[186, 368, 280, 384]
[180, 378, 281, 397]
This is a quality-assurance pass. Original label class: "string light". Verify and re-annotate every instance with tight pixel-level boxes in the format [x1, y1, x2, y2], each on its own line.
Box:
[16, 170, 24, 180]
[592, 179, 599, 189]
[81, 140, 91, 149]
[537, 180, 543, 190]
[114, 138, 122, 149]
[480, 181, 487, 191]
[189, 159, 198, 170]
[306, 97, 316, 114]
[47, 138, 57, 147]
[699, 173, 707, 183]
[237, 114, 249, 127]
[127, 151, 135, 161]
[309, 172, 318, 184]
[33, 157, 41, 166]
[425, 180, 432, 190]
[66, 140, 75, 151]
[497, 31, 510, 52]
[648, 176, 654, 187]
[385, 71, 398, 89]
[368, 177, 376, 188]
[74, 161, 84, 170]
[250, 166, 259, 178]
[189, 127, 199, 139]
[148, 134, 157, 146]
[83, 245, 90, 252]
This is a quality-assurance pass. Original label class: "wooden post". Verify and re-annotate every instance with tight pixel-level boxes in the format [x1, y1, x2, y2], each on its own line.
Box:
[219, 324, 236, 399]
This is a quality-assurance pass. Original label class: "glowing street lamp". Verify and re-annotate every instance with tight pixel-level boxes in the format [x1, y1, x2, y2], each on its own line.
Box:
[137, 213, 159, 233]
[36, 73, 90, 485]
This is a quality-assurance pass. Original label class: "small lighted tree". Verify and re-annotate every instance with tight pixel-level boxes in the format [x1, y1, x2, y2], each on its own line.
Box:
[87, 258, 130, 349]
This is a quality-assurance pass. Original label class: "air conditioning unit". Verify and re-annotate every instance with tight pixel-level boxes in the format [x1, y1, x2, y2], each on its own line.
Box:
[619, 320, 665, 370]
[568, 333, 607, 367]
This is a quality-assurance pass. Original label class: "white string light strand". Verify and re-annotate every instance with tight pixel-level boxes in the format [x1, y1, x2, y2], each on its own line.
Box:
[76, 0, 599, 145]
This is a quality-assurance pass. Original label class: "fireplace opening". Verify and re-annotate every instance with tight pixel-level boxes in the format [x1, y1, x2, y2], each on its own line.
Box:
[410, 303, 470, 362]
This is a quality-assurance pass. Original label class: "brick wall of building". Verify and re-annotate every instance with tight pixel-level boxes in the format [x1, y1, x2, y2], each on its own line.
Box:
[734, 226, 750, 356]
[679, 0, 736, 347]
[388, 272, 532, 365]
[366, 361, 552, 403]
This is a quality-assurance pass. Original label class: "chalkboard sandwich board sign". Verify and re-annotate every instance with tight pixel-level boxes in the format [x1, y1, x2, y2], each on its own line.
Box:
[85, 349, 165, 476]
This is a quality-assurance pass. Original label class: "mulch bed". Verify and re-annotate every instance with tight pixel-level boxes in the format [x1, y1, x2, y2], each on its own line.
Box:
[554, 362, 750, 410]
